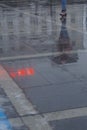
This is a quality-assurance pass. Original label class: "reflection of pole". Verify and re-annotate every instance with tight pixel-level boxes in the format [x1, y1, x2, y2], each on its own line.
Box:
[52, 19, 78, 64]
[35, 0, 38, 15]
[49, 0, 53, 17]
[49, 0, 57, 38]
[49, 0, 56, 17]
[58, 19, 71, 52]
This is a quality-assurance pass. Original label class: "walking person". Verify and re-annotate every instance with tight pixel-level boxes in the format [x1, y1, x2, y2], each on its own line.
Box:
[60, 0, 67, 16]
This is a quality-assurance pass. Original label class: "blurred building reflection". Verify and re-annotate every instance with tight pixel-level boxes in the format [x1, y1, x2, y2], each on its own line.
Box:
[0, 4, 85, 56]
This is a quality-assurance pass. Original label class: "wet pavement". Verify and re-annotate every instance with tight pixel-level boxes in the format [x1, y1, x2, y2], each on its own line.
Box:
[49, 116, 87, 130]
[0, 2, 87, 130]
[0, 86, 29, 130]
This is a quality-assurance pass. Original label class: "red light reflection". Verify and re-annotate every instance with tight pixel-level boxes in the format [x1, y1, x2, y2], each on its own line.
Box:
[10, 71, 16, 78]
[10, 67, 35, 78]
[26, 68, 35, 75]
[18, 69, 26, 76]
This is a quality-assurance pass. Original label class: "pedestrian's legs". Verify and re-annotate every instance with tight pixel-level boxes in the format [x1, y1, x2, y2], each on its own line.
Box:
[61, 0, 67, 11]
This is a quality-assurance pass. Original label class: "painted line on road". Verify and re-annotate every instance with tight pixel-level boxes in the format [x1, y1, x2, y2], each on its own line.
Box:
[0, 108, 6, 119]
[44, 107, 87, 121]
[0, 120, 12, 130]
[0, 49, 86, 61]
[8, 106, 87, 130]
[22, 115, 53, 130]
[0, 108, 12, 130]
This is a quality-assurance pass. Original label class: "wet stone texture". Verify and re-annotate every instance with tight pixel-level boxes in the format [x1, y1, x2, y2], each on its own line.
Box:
[0, 87, 29, 129]
[49, 116, 87, 130]
[1, 52, 87, 113]
[0, 2, 87, 130]
[13, 126, 29, 130]
[0, 87, 18, 118]
[24, 81, 87, 113]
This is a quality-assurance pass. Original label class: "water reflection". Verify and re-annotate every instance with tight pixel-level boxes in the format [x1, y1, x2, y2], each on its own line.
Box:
[53, 18, 78, 64]
[10, 67, 35, 78]
[0, 4, 85, 57]
[0, 5, 59, 56]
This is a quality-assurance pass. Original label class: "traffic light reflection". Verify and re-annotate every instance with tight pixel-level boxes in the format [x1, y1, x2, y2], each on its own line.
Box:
[10, 68, 35, 78]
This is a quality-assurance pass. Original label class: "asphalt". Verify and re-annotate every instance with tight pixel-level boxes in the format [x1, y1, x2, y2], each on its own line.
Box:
[0, 2, 87, 130]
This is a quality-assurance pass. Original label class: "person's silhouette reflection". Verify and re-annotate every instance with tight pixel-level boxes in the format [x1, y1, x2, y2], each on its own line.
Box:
[53, 19, 78, 64]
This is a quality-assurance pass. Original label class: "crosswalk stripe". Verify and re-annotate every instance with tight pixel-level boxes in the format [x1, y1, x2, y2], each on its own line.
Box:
[0, 49, 86, 61]
[44, 107, 87, 121]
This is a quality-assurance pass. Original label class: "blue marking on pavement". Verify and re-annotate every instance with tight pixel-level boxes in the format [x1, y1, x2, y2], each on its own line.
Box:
[0, 108, 6, 119]
[0, 120, 12, 130]
[0, 108, 12, 130]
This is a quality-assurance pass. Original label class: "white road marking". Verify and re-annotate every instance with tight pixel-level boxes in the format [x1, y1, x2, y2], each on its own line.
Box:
[22, 115, 52, 130]
[0, 49, 86, 61]
[44, 107, 87, 121]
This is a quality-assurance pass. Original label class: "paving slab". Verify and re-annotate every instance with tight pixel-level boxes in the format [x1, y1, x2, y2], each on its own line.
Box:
[49, 116, 87, 130]
[0, 86, 18, 119]
[1, 58, 77, 88]
[24, 81, 87, 113]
